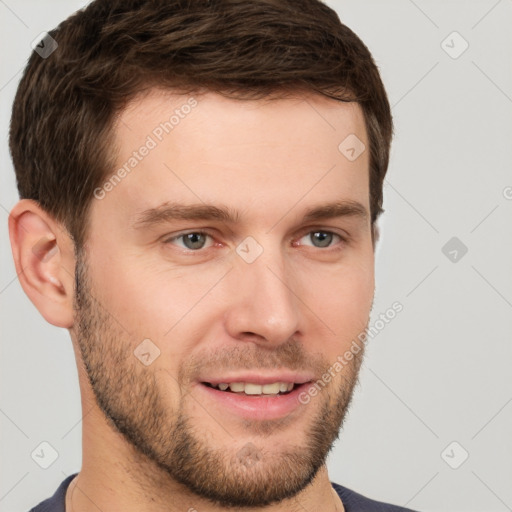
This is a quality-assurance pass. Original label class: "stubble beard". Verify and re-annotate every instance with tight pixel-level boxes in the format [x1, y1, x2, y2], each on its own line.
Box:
[72, 250, 365, 507]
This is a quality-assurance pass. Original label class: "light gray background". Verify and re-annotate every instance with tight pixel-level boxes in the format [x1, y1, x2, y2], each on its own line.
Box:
[1, 1, 511, 511]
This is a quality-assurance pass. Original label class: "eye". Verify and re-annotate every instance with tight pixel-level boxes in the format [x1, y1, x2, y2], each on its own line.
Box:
[164, 231, 214, 251]
[297, 230, 343, 248]
[163, 229, 345, 253]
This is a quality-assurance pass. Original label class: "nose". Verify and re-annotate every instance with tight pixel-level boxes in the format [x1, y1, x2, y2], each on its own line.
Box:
[223, 244, 301, 346]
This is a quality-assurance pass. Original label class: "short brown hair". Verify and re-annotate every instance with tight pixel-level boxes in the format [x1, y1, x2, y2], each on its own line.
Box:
[9, 0, 393, 249]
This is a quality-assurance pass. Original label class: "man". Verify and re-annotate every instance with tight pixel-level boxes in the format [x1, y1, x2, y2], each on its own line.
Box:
[8, 0, 414, 510]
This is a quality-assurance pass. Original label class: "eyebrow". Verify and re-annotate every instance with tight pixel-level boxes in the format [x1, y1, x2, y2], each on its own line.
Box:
[132, 200, 368, 230]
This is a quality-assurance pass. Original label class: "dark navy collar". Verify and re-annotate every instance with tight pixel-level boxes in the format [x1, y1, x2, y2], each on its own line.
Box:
[29, 474, 417, 512]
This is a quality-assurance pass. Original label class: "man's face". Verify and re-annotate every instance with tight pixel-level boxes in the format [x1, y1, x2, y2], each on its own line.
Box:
[72, 90, 374, 507]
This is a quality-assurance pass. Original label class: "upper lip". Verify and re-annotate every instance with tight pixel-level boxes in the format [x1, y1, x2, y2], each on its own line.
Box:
[199, 372, 315, 386]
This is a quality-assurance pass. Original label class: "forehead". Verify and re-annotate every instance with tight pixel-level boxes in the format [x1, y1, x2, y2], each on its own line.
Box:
[96, 89, 370, 231]
[118, 88, 367, 147]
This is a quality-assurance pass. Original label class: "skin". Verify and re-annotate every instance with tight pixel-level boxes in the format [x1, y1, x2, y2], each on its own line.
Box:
[9, 89, 376, 512]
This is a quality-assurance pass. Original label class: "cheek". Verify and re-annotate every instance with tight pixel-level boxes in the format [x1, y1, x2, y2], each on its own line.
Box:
[88, 253, 228, 381]
[301, 258, 374, 342]
[89, 247, 206, 330]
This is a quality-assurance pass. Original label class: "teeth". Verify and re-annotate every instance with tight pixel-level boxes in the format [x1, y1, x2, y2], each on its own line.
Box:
[210, 382, 296, 395]
[229, 382, 245, 392]
[262, 383, 281, 394]
[245, 383, 263, 395]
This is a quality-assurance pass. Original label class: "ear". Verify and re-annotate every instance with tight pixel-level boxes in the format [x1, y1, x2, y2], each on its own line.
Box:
[371, 222, 380, 249]
[8, 199, 76, 328]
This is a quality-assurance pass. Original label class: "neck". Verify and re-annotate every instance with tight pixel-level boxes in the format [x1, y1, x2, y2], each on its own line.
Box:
[66, 445, 345, 512]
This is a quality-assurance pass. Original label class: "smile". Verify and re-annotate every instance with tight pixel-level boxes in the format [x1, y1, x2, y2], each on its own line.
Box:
[196, 377, 313, 421]
[202, 381, 296, 395]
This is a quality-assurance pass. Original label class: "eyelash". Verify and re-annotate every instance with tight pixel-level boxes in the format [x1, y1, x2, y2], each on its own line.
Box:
[162, 229, 347, 253]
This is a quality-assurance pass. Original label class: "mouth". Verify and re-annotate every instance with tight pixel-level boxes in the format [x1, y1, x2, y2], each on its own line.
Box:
[201, 381, 300, 396]
[195, 377, 313, 421]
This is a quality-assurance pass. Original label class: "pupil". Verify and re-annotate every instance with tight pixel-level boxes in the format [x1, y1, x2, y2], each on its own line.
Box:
[184, 233, 205, 250]
[312, 231, 332, 247]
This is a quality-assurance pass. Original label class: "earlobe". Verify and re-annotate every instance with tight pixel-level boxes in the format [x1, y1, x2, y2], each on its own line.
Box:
[8, 199, 76, 328]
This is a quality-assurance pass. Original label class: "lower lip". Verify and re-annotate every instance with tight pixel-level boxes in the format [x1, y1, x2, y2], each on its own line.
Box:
[195, 382, 311, 421]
